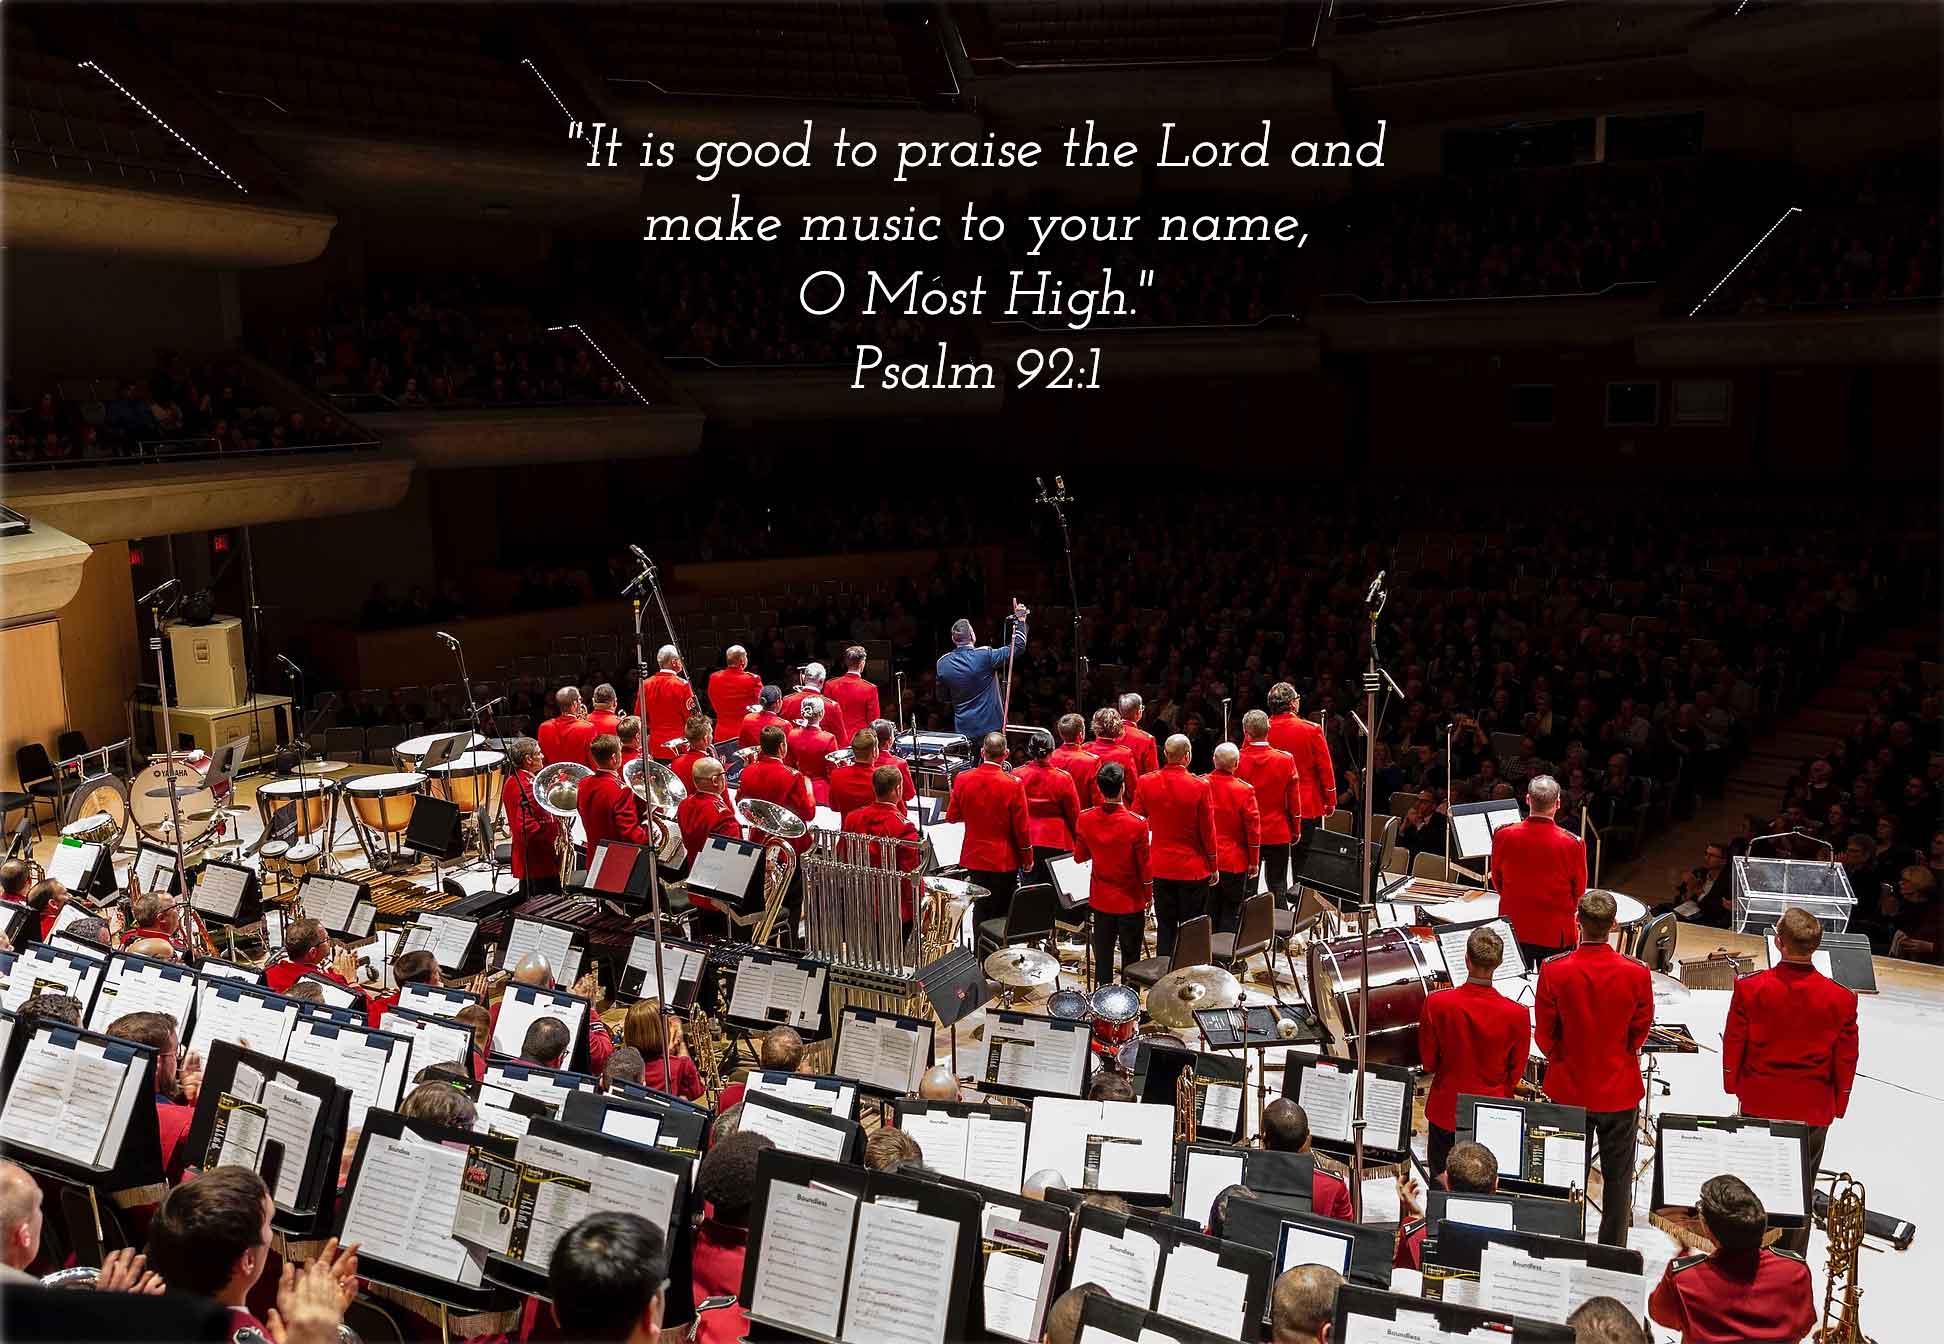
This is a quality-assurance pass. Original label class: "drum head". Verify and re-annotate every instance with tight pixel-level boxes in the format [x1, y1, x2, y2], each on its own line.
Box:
[131, 761, 212, 846]
[1090, 983, 1141, 1024]
[285, 843, 321, 862]
[351, 772, 428, 795]
[262, 777, 332, 796]
[259, 841, 290, 859]
[1048, 989, 1093, 1021]
[62, 773, 129, 847]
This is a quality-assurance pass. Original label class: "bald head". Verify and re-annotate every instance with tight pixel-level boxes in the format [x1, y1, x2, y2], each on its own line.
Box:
[1022, 1168, 1068, 1200]
[693, 758, 725, 792]
[129, 936, 178, 962]
[1213, 743, 1240, 772]
[512, 952, 555, 988]
[0, 1160, 43, 1269]
[1270, 1263, 1342, 1344]
[1164, 734, 1192, 764]
[918, 1065, 961, 1101]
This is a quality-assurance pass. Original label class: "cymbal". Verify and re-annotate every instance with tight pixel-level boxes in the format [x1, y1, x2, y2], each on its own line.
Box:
[144, 783, 205, 798]
[301, 759, 351, 774]
[1146, 965, 1242, 1029]
[984, 947, 1060, 990]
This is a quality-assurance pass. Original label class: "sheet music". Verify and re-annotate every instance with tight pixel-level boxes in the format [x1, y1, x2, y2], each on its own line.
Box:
[341, 1136, 482, 1286]
[1471, 1103, 1526, 1179]
[398, 984, 474, 1019]
[194, 863, 251, 919]
[1078, 1328, 1139, 1344]
[1072, 1223, 1159, 1307]
[198, 958, 259, 984]
[1567, 1262, 1647, 1320]
[985, 1017, 1089, 1097]
[727, 956, 773, 1022]
[213, 1094, 267, 1170]
[739, 1096, 849, 1161]
[1434, 921, 1525, 981]
[1366, 1075, 1410, 1151]
[687, 837, 760, 901]
[90, 957, 197, 1034]
[1156, 1242, 1249, 1339]
[133, 847, 178, 894]
[982, 1218, 1060, 1343]
[1, 946, 101, 1013]
[1361, 1176, 1402, 1225]
[232, 1061, 266, 1104]
[1025, 1100, 1174, 1195]
[476, 1101, 534, 1140]
[1340, 1313, 1470, 1344]
[600, 1109, 662, 1148]
[1047, 854, 1092, 907]
[746, 1073, 857, 1118]
[285, 1021, 394, 1132]
[490, 988, 587, 1059]
[502, 920, 583, 987]
[484, 1065, 586, 1110]
[191, 984, 297, 1058]
[380, 1011, 472, 1071]
[300, 877, 362, 934]
[1277, 1222, 1354, 1275]
[46, 841, 102, 891]
[1181, 1149, 1245, 1229]
[261, 1080, 321, 1208]
[420, 914, 477, 970]
[1297, 1064, 1355, 1144]
[750, 1180, 855, 1340]
[1541, 1133, 1587, 1189]
[836, 1012, 929, 1093]
[0, 1033, 132, 1165]
[626, 939, 704, 1001]
[965, 1114, 1027, 1195]
[1199, 1082, 1242, 1136]
[729, 955, 825, 1031]
[844, 1199, 956, 1344]
[1444, 1196, 1516, 1230]
[899, 1110, 969, 1181]
[1707, 1127, 1802, 1216]
[1477, 1245, 1572, 1321]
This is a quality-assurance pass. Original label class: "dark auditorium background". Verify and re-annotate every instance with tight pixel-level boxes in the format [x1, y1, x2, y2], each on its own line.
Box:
[2, 1, 1937, 943]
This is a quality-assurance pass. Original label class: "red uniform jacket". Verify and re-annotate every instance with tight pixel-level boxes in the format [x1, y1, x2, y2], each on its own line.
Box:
[737, 755, 815, 853]
[1207, 772, 1261, 875]
[692, 1219, 751, 1344]
[537, 712, 583, 766]
[504, 767, 560, 881]
[1073, 803, 1151, 915]
[1420, 979, 1533, 1130]
[157, 1097, 194, 1178]
[670, 748, 710, 794]
[1120, 723, 1160, 778]
[637, 670, 696, 761]
[1139, 764, 1217, 881]
[264, 958, 355, 995]
[1648, 1248, 1816, 1344]
[884, 751, 917, 806]
[785, 726, 839, 804]
[1722, 961, 1859, 1126]
[827, 760, 879, 829]
[577, 770, 648, 848]
[1490, 815, 1587, 949]
[1534, 942, 1653, 1112]
[587, 709, 622, 741]
[1016, 761, 1082, 851]
[1082, 739, 1143, 810]
[1049, 743, 1102, 809]
[677, 793, 740, 886]
[644, 1052, 704, 1101]
[561, 717, 599, 768]
[738, 709, 787, 750]
[1312, 1167, 1354, 1222]
[708, 666, 763, 741]
[1395, 1219, 1427, 1270]
[946, 762, 1032, 874]
[847, 801, 922, 921]
[779, 689, 847, 746]
[1236, 741, 1301, 844]
[487, 1004, 615, 1076]
[825, 673, 881, 741]
[366, 989, 401, 1030]
[1268, 712, 1337, 819]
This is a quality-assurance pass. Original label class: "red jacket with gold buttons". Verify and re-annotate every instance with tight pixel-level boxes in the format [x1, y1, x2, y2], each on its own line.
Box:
[945, 762, 1031, 874]
[1489, 815, 1587, 950]
[1267, 712, 1336, 819]
[1138, 763, 1217, 881]
[1420, 978, 1533, 1130]
[1236, 741, 1301, 845]
[736, 755, 814, 853]
[577, 769, 648, 848]
[1648, 1247, 1816, 1344]
[1049, 743, 1102, 809]
[707, 666, 762, 741]
[1206, 771, 1261, 875]
[1534, 942, 1653, 1112]
[636, 670, 696, 761]
[1722, 961, 1859, 1126]
[1073, 803, 1150, 915]
[1016, 760, 1082, 851]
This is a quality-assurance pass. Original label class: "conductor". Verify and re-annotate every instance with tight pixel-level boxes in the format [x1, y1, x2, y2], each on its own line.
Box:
[937, 599, 1029, 741]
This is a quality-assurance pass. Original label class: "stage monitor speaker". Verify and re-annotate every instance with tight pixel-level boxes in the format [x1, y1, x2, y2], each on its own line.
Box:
[1294, 829, 1363, 904]
[166, 617, 247, 708]
[405, 794, 466, 859]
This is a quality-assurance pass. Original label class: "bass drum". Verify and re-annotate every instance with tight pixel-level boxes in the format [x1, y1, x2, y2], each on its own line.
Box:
[130, 757, 214, 848]
[62, 774, 131, 850]
[1305, 927, 1443, 1068]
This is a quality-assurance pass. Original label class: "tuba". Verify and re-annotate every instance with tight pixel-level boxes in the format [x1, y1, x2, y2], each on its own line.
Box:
[534, 761, 591, 888]
[734, 798, 804, 946]
[624, 758, 689, 868]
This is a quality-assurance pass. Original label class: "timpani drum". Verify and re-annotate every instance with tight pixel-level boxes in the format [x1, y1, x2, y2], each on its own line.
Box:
[345, 772, 425, 833]
[258, 776, 335, 839]
[427, 750, 504, 813]
[1605, 890, 1649, 955]
[1088, 983, 1142, 1055]
[395, 730, 483, 773]
[1305, 926, 1443, 1068]
[284, 842, 324, 881]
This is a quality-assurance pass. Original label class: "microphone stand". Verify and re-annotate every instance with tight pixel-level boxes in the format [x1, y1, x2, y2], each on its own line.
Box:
[147, 588, 191, 919]
[439, 633, 497, 865]
[627, 551, 681, 1073]
[1035, 476, 1084, 711]
[1350, 572, 1391, 1219]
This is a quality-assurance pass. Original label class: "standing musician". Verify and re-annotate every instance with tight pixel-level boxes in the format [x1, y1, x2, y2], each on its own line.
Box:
[617, 715, 644, 765]
[1237, 710, 1302, 900]
[937, 601, 1030, 742]
[827, 646, 882, 742]
[738, 726, 816, 857]
[637, 645, 697, 762]
[739, 685, 788, 750]
[265, 916, 362, 996]
[1049, 713, 1102, 808]
[586, 683, 624, 740]
[1074, 762, 1150, 984]
[670, 716, 714, 793]
[1490, 774, 1587, 964]
[1533, 889, 1653, 1246]
[946, 731, 1033, 929]
[1721, 905, 1859, 1254]
[870, 719, 918, 806]
[538, 685, 588, 765]
[1419, 926, 1532, 1179]
[846, 765, 923, 925]
[1117, 693, 1161, 777]
[1141, 734, 1218, 959]
[828, 729, 886, 830]
[578, 734, 650, 848]
[504, 736, 562, 897]
[1016, 731, 1082, 881]
[1084, 707, 1143, 810]
[785, 696, 840, 805]
[677, 759, 741, 935]
[708, 645, 763, 742]
[1206, 743, 1261, 935]
[780, 663, 848, 746]
[1266, 683, 1336, 842]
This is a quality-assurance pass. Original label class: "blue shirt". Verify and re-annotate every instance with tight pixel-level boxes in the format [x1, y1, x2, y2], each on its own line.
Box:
[936, 620, 1026, 741]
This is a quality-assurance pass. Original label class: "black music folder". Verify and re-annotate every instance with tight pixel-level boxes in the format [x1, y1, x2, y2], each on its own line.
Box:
[1070, 1201, 1274, 1341]
[184, 1039, 348, 1236]
[722, 947, 832, 1039]
[0, 1019, 163, 1195]
[1423, 1223, 1647, 1321]
[1332, 1284, 1574, 1344]
[738, 1091, 862, 1165]
[1222, 1199, 1394, 1291]
[1077, 1294, 1231, 1344]
[890, 1099, 1030, 1194]
[831, 1005, 935, 1096]
[560, 1086, 712, 1159]
[1651, 1112, 1808, 1229]
[1425, 1189, 1584, 1245]
[490, 982, 595, 1073]
[742, 1070, 858, 1121]
[1455, 1093, 1590, 1199]
[1285, 1052, 1415, 1164]
[979, 1010, 1092, 1099]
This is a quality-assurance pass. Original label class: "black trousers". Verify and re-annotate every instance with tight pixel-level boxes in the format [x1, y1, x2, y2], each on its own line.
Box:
[1519, 942, 1569, 970]
[1092, 910, 1146, 984]
[1777, 1122, 1828, 1255]
[1260, 842, 1293, 898]
[1031, 845, 1070, 888]
[1588, 1106, 1638, 1247]
[1210, 872, 1248, 936]
[969, 869, 1019, 932]
[1151, 878, 1206, 959]
[1427, 1122, 1457, 1181]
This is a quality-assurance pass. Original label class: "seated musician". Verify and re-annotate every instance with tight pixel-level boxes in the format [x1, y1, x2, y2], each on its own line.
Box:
[602, 1046, 647, 1091]
[119, 890, 175, 948]
[715, 1025, 806, 1111]
[104, 1010, 202, 1181]
[670, 715, 714, 793]
[738, 726, 815, 857]
[692, 1133, 775, 1344]
[126, 935, 179, 964]
[455, 1002, 492, 1081]
[1087, 1072, 1136, 1102]
[1648, 1175, 1815, 1344]
[364, 948, 441, 1028]
[1261, 1099, 1354, 1220]
[549, 1211, 670, 1344]
[785, 696, 840, 805]
[2, 1159, 163, 1292]
[265, 916, 362, 996]
[917, 1064, 963, 1103]
[491, 951, 615, 1075]
[579, 734, 650, 848]
[1395, 1139, 1499, 1269]
[844, 766, 923, 926]
[617, 715, 645, 766]
[865, 1128, 923, 1173]
[25, 878, 70, 942]
[871, 718, 918, 805]
[516, 1017, 572, 1070]
[16, 992, 82, 1027]
[623, 999, 704, 1101]
[1045, 1285, 1110, 1344]
[738, 685, 787, 750]
[677, 758, 741, 929]
[0, 856, 30, 908]
[1270, 1264, 1344, 1344]
[505, 736, 563, 898]
[587, 683, 624, 739]
[399, 1078, 476, 1129]
[827, 729, 885, 828]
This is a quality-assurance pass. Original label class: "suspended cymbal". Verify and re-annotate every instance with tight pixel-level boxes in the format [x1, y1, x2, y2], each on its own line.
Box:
[144, 783, 205, 799]
[984, 946, 1060, 990]
[1146, 965, 1242, 1029]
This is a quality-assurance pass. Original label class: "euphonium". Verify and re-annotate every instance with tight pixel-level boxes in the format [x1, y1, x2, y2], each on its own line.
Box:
[1816, 1172, 1870, 1344]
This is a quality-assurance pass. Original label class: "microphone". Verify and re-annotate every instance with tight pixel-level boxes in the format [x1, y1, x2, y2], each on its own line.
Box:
[138, 578, 180, 607]
[629, 545, 650, 567]
[436, 631, 459, 648]
[1365, 571, 1387, 604]
[1035, 476, 1045, 493]
[1054, 475, 1065, 492]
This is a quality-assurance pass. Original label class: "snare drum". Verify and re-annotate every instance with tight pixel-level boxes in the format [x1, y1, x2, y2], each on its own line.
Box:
[1088, 983, 1141, 1054]
[427, 750, 504, 813]
[61, 812, 119, 846]
[1048, 989, 1094, 1025]
[1305, 926, 1443, 1068]
[259, 839, 290, 877]
[284, 842, 324, 881]
[258, 776, 335, 838]
[345, 771, 425, 833]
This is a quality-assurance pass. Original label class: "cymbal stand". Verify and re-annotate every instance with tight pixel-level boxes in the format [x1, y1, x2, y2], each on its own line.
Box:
[1350, 570, 1393, 1220]
[143, 582, 194, 938]
[1034, 475, 1084, 711]
[438, 630, 500, 866]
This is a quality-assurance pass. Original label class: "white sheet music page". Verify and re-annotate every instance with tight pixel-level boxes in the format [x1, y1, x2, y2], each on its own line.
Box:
[843, 1199, 956, 1344]
[1181, 1149, 1245, 1230]
[1722, 1127, 1803, 1216]
[964, 1114, 1026, 1195]
[194, 863, 251, 918]
[1470, 1102, 1526, 1179]
[285, 1023, 390, 1131]
[342, 1137, 478, 1285]
[89, 959, 197, 1034]
[504, 920, 581, 986]
[727, 957, 774, 1022]
[898, 1110, 970, 1181]
[749, 1179, 855, 1340]
[398, 984, 471, 1019]
[301, 877, 360, 934]
[1477, 1245, 1572, 1322]
[982, 1218, 1059, 1344]
[192, 985, 297, 1058]
[1071, 1223, 1159, 1307]
[738, 1096, 848, 1162]
[1541, 1133, 1587, 1189]
[0, 1033, 121, 1164]
[1364, 1074, 1410, 1151]
[1156, 1242, 1249, 1339]
[1658, 1128, 1724, 1208]
[1, 947, 96, 1013]
[382, 1011, 472, 1071]
[1297, 1063, 1355, 1144]
[600, 1108, 661, 1149]
[490, 988, 587, 1059]
[262, 1080, 321, 1208]
[66, 1041, 136, 1167]
[1199, 1081, 1242, 1135]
